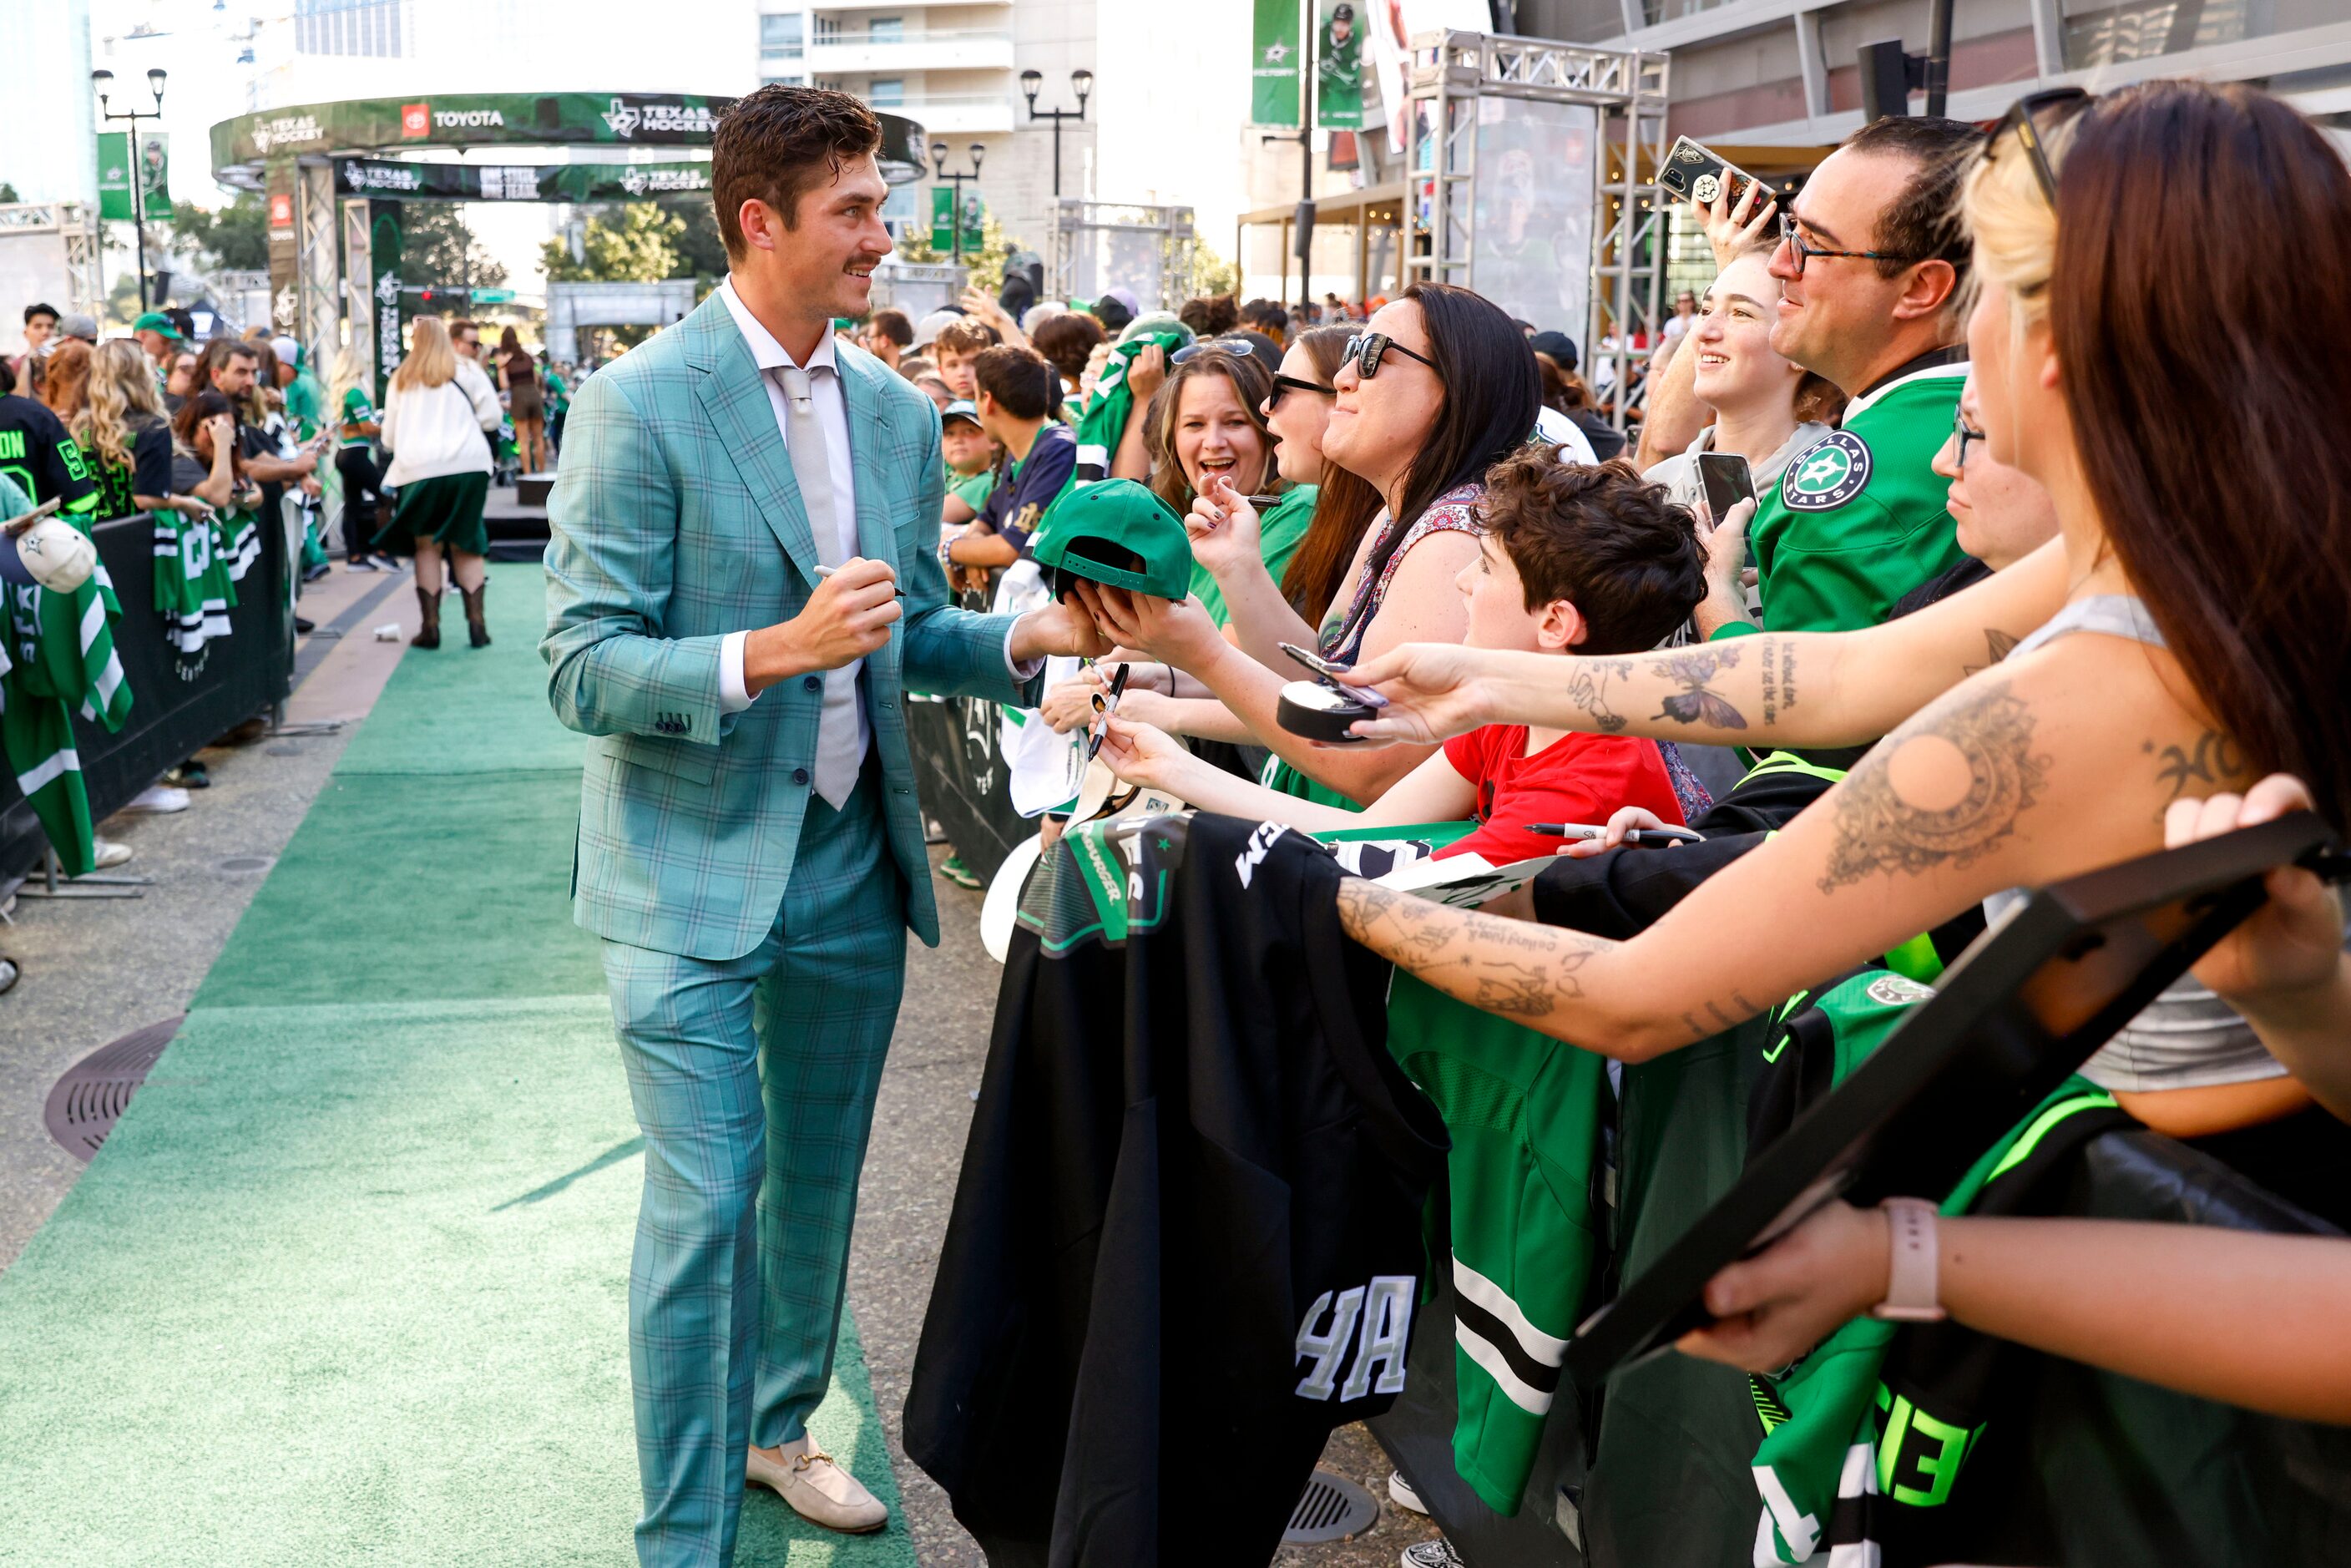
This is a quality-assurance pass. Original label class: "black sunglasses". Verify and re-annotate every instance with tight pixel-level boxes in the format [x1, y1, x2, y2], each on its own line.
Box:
[1989, 87, 2092, 210]
[1342, 332, 1437, 381]
[1266, 372, 1335, 412]
[1777, 209, 1917, 278]
[1952, 404, 1986, 470]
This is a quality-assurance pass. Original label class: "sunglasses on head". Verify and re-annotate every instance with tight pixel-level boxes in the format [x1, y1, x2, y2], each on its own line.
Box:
[1342, 332, 1438, 382]
[1988, 86, 2093, 210]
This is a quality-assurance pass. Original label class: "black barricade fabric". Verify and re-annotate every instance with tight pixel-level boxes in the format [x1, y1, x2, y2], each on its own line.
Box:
[904, 812, 1449, 1566]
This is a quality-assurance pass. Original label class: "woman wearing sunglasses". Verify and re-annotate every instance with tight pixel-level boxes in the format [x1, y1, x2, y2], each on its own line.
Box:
[1070, 282, 1542, 810]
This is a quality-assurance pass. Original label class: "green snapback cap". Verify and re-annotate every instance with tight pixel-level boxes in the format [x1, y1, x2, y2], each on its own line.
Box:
[132, 311, 182, 339]
[1031, 479, 1193, 599]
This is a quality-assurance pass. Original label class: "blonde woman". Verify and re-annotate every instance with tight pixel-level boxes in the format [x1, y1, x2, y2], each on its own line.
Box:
[381, 315, 500, 647]
[326, 342, 390, 569]
[73, 340, 193, 524]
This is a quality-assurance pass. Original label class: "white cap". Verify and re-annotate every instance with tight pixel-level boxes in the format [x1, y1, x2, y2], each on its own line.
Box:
[270, 335, 301, 368]
[910, 309, 962, 351]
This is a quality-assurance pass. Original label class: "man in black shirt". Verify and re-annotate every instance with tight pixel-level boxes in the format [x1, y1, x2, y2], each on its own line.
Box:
[205, 339, 319, 630]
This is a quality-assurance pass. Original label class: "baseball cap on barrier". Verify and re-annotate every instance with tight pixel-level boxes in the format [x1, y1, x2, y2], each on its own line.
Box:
[1031, 480, 1192, 599]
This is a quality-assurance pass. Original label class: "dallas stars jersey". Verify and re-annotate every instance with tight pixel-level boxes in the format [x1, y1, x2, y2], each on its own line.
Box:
[1074, 328, 1187, 478]
[154, 508, 238, 654]
[1715, 355, 1969, 640]
[0, 473, 130, 876]
[907, 812, 1447, 1565]
[0, 395, 99, 529]
[1385, 970, 1605, 1516]
[1745, 971, 2130, 1567]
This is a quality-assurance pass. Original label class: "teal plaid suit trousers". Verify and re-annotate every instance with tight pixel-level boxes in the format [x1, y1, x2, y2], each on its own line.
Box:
[544, 294, 1035, 1566]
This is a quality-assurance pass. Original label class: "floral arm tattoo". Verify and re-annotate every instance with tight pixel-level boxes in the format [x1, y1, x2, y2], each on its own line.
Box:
[1818, 678, 2051, 893]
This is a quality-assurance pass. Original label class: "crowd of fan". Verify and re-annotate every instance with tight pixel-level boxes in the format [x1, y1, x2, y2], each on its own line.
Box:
[842, 78, 2351, 1565]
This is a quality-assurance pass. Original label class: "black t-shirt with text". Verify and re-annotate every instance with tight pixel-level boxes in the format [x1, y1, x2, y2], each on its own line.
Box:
[0, 394, 98, 518]
[89, 413, 175, 522]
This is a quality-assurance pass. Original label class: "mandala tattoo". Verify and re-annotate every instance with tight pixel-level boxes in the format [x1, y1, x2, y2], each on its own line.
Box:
[1651, 647, 1747, 731]
[1564, 658, 1636, 734]
[1818, 681, 2050, 892]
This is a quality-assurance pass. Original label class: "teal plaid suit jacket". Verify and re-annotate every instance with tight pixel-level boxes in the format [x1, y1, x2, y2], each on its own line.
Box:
[543, 293, 1033, 962]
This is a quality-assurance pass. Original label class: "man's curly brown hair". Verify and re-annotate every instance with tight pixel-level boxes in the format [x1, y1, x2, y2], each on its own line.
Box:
[1477, 452, 1706, 655]
[712, 85, 882, 257]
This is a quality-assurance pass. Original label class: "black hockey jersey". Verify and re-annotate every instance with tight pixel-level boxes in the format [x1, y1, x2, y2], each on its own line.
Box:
[904, 812, 1449, 1567]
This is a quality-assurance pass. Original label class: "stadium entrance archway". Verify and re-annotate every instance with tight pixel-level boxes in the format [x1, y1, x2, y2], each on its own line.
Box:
[208, 93, 928, 400]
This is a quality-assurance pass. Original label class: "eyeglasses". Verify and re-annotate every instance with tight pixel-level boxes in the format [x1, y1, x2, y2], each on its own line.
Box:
[1266, 372, 1335, 412]
[1341, 332, 1438, 382]
[1777, 209, 1917, 277]
[1988, 87, 2092, 210]
[1952, 405, 1986, 469]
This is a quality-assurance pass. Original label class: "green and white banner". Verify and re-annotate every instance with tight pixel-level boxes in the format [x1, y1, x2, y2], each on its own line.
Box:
[139, 133, 170, 215]
[930, 186, 984, 253]
[1251, 0, 1302, 127]
[97, 133, 134, 221]
[1318, 2, 1364, 131]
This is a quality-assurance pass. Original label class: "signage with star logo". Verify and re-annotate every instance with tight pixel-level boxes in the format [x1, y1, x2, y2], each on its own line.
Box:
[1781, 430, 1873, 512]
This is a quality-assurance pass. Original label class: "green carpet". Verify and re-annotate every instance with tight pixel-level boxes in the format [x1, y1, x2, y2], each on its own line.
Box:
[0, 565, 915, 1566]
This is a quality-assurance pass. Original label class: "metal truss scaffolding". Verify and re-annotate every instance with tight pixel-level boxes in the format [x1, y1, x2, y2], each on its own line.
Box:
[1403, 30, 1670, 432]
[1049, 200, 1197, 315]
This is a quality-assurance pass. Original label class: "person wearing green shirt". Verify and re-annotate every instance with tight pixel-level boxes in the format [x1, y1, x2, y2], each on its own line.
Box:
[331, 352, 390, 569]
[1700, 115, 1984, 644]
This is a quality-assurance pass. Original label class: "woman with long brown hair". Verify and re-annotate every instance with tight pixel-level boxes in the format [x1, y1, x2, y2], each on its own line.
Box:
[497, 325, 546, 474]
[381, 315, 501, 647]
[38, 337, 90, 425]
[74, 340, 188, 524]
[1074, 282, 1542, 808]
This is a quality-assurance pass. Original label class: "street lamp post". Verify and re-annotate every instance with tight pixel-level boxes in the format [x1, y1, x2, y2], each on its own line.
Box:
[1018, 68, 1091, 200]
[91, 67, 169, 313]
[929, 139, 986, 268]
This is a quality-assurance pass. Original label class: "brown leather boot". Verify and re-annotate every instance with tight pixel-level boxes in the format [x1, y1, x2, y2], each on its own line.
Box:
[413, 584, 442, 649]
[463, 584, 490, 648]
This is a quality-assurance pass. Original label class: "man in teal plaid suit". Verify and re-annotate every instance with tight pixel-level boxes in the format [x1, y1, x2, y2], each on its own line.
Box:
[543, 88, 1103, 1566]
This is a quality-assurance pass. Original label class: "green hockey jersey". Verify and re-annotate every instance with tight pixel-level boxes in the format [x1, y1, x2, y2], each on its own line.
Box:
[1745, 969, 2131, 1565]
[154, 508, 238, 655]
[1715, 355, 1969, 641]
[1074, 326, 1190, 478]
[1385, 970, 1606, 1515]
[0, 556, 132, 875]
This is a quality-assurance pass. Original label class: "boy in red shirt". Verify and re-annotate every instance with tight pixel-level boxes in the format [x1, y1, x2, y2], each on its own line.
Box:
[1097, 452, 1705, 858]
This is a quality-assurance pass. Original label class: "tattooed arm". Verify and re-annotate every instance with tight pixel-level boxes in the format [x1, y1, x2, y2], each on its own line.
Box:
[1337, 640, 2251, 1059]
[1343, 538, 2070, 750]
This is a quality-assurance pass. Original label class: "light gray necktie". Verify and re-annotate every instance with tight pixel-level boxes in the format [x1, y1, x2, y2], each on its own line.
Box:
[775, 363, 864, 809]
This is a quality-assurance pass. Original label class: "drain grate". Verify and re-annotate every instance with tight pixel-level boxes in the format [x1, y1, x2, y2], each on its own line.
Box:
[1282, 1469, 1379, 1545]
[44, 1017, 183, 1161]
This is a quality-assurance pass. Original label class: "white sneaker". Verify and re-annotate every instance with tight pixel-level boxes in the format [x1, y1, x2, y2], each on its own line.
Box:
[122, 785, 190, 815]
[1388, 1469, 1428, 1515]
[91, 837, 134, 869]
[746, 1437, 887, 1534]
[1401, 1540, 1464, 1568]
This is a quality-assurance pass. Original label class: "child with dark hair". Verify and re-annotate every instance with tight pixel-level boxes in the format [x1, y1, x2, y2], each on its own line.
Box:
[943, 345, 1079, 574]
[1097, 452, 1705, 862]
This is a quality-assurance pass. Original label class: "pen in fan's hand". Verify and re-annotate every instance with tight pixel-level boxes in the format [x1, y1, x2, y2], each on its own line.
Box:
[1524, 822, 1705, 846]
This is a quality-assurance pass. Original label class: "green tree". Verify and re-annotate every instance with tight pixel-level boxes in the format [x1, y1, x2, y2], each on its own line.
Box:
[170, 194, 270, 271]
[659, 195, 729, 283]
[401, 205, 508, 291]
[541, 204, 683, 283]
[894, 205, 1028, 296]
[0, 182, 19, 203]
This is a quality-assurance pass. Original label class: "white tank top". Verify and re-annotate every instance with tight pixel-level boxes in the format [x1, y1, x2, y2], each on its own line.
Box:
[1985, 595, 2338, 1093]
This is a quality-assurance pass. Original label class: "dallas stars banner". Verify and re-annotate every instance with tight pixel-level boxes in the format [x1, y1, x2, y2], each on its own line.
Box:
[1252, 0, 1303, 127]
[96, 134, 135, 221]
[1318, 2, 1364, 131]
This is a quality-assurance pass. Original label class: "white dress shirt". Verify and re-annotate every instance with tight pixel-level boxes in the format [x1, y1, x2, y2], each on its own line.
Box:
[713, 276, 1037, 725]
